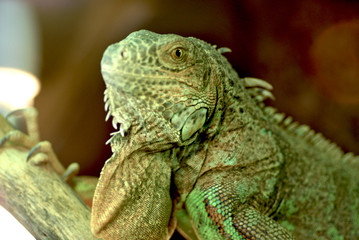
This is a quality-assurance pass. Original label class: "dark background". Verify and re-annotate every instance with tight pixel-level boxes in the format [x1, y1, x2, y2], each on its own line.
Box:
[29, 0, 359, 179]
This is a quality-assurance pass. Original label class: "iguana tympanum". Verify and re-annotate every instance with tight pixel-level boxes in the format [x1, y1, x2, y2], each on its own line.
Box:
[91, 30, 359, 240]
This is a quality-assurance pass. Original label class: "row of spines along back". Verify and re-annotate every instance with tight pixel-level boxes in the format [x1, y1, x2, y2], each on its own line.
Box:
[262, 105, 359, 165]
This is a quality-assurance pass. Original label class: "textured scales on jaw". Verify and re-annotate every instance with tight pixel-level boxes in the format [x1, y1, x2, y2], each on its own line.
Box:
[101, 30, 222, 144]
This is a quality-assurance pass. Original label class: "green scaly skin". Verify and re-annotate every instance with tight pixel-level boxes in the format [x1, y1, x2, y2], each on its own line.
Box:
[91, 30, 359, 240]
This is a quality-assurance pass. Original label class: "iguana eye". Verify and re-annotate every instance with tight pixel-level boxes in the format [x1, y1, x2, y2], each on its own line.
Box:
[175, 49, 182, 58]
[171, 47, 185, 60]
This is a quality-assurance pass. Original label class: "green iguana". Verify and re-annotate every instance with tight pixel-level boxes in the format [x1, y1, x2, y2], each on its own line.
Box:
[91, 30, 359, 240]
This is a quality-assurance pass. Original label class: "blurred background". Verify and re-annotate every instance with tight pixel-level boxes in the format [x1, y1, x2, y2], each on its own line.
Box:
[0, 0, 359, 238]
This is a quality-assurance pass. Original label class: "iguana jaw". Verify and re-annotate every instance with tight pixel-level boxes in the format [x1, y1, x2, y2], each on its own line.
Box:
[103, 80, 210, 147]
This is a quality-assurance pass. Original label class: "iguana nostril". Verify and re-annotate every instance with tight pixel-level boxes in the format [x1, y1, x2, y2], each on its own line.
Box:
[119, 49, 128, 60]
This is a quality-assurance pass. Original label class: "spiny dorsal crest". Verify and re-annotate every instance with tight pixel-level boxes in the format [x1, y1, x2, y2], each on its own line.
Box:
[241, 76, 358, 165]
[263, 106, 359, 165]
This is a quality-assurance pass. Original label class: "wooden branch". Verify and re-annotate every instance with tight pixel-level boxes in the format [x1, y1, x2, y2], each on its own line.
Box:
[0, 113, 99, 239]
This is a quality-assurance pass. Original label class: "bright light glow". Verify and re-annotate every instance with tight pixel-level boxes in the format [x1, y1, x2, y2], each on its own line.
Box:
[0, 205, 35, 239]
[0, 67, 40, 113]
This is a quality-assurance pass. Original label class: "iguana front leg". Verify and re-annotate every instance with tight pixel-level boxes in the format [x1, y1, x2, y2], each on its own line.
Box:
[186, 170, 293, 240]
[0, 108, 79, 181]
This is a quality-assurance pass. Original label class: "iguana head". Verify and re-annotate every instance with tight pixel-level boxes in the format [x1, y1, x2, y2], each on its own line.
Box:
[101, 30, 230, 146]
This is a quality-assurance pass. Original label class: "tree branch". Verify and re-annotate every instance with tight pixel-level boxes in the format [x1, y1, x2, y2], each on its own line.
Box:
[0, 113, 99, 239]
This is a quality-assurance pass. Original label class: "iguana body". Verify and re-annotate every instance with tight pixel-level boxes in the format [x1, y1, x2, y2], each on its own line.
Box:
[91, 30, 359, 239]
